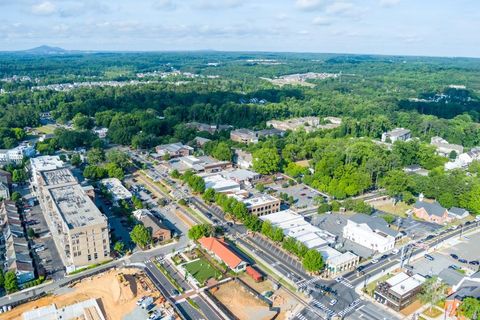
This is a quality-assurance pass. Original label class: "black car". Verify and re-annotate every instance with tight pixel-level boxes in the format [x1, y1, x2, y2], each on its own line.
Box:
[205, 213, 212, 219]
[450, 254, 459, 259]
[356, 265, 366, 272]
[469, 260, 479, 265]
[425, 235, 435, 240]
[380, 254, 389, 260]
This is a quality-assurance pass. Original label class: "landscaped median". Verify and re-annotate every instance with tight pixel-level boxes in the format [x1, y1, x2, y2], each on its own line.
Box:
[153, 260, 184, 293]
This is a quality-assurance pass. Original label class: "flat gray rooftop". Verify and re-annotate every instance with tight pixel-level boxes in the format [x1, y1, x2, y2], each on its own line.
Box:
[42, 168, 76, 186]
[49, 184, 106, 229]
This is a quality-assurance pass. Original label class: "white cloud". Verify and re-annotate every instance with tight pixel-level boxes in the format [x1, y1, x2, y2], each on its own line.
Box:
[325, 1, 355, 15]
[295, 0, 325, 10]
[31, 1, 57, 15]
[153, 0, 177, 10]
[312, 16, 332, 26]
[195, 0, 243, 10]
[379, 0, 401, 8]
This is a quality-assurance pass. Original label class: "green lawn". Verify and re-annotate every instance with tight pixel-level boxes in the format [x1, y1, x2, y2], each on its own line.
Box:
[184, 258, 222, 285]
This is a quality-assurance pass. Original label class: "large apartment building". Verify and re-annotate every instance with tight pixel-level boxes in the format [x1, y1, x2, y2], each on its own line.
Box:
[34, 166, 110, 272]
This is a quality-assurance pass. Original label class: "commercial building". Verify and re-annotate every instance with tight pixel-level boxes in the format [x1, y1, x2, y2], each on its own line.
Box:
[1, 200, 35, 284]
[430, 137, 464, 157]
[223, 168, 261, 186]
[202, 174, 241, 193]
[155, 142, 193, 158]
[233, 149, 253, 169]
[167, 155, 231, 174]
[374, 272, 426, 311]
[242, 195, 281, 216]
[260, 210, 358, 277]
[30, 155, 65, 188]
[36, 168, 110, 272]
[133, 209, 171, 243]
[381, 128, 412, 143]
[413, 200, 451, 224]
[22, 298, 106, 320]
[230, 129, 259, 144]
[342, 214, 401, 253]
[198, 237, 247, 272]
[100, 178, 132, 202]
[186, 122, 232, 134]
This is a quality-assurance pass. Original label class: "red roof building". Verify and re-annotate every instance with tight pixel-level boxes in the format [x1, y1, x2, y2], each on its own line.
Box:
[246, 266, 264, 282]
[198, 237, 247, 273]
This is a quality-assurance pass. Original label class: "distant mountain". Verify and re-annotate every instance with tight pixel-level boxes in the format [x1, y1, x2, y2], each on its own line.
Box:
[23, 45, 67, 55]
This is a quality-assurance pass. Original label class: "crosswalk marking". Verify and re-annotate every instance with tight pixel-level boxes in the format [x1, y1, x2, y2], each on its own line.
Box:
[338, 278, 354, 289]
[292, 312, 309, 320]
[297, 277, 320, 288]
[336, 298, 362, 317]
[311, 299, 335, 316]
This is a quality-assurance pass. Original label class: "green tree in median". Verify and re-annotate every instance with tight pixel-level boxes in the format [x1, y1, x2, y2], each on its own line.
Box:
[202, 188, 216, 204]
[302, 249, 324, 273]
[114, 241, 125, 254]
[130, 224, 152, 249]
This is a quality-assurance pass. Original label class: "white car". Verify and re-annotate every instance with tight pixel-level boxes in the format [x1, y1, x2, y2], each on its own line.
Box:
[136, 296, 146, 306]
[35, 246, 45, 252]
[335, 277, 343, 283]
[392, 248, 399, 254]
[371, 259, 379, 264]
[329, 299, 337, 306]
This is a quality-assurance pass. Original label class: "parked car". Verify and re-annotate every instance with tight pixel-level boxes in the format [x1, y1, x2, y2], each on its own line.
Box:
[371, 259, 379, 264]
[356, 265, 366, 272]
[137, 296, 147, 306]
[35, 246, 46, 252]
[449, 265, 460, 270]
[450, 254, 459, 259]
[458, 258, 468, 264]
[424, 254, 435, 261]
[469, 260, 479, 265]
[391, 248, 399, 254]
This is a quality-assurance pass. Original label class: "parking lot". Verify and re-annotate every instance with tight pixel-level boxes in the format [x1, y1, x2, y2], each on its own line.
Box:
[18, 185, 65, 281]
[267, 182, 324, 210]
[409, 230, 480, 277]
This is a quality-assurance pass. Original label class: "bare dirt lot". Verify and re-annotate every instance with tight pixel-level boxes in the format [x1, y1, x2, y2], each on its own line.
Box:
[211, 280, 277, 320]
[2, 268, 162, 320]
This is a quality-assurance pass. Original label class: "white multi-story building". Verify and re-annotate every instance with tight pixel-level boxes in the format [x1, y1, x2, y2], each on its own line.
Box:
[100, 178, 132, 202]
[36, 168, 110, 272]
[445, 147, 480, 170]
[0, 145, 35, 165]
[343, 214, 401, 253]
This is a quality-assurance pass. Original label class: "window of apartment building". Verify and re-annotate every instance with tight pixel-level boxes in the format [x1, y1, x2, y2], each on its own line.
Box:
[88, 254, 91, 261]
[94, 253, 98, 260]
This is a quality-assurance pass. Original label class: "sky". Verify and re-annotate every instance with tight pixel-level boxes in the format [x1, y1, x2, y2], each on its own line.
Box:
[0, 0, 479, 57]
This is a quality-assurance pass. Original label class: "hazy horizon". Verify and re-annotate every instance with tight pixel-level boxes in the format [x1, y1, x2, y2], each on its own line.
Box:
[1, 0, 479, 58]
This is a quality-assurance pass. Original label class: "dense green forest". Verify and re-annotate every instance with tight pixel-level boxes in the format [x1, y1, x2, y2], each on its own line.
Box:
[1, 51, 480, 213]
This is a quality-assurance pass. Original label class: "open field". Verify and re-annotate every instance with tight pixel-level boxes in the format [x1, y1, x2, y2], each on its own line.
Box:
[211, 280, 277, 320]
[374, 201, 411, 217]
[2, 268, 161, 320]
[184, 258, 222, 285]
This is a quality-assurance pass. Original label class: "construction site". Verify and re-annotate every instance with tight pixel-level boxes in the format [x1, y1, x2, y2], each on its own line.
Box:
[2, 268, 176, 320]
